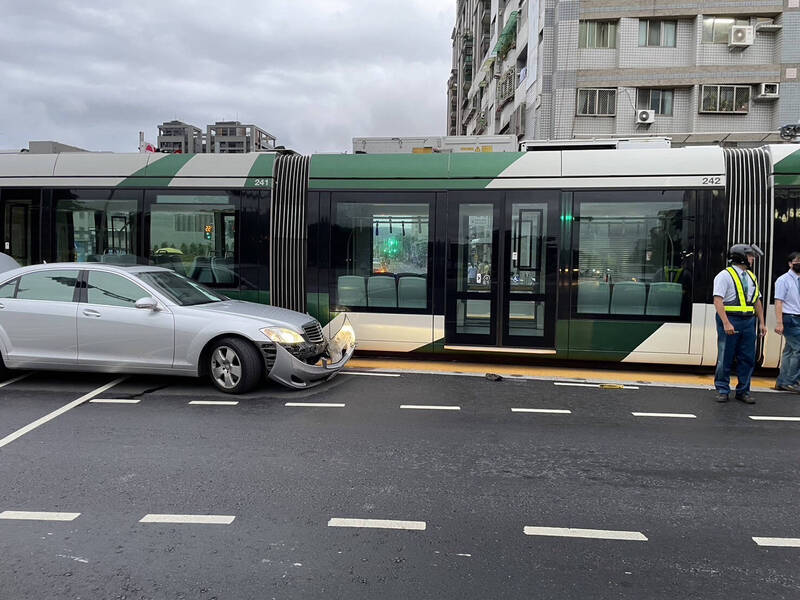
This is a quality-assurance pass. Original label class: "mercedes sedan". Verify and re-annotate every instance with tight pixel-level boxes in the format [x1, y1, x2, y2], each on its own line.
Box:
[0, 256, 355, 393]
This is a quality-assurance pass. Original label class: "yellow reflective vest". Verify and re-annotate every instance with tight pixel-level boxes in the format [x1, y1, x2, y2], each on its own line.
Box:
[724, 266, 760, 314]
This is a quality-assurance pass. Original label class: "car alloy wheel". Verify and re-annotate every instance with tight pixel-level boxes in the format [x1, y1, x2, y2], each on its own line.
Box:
[211, 345, 242, 390]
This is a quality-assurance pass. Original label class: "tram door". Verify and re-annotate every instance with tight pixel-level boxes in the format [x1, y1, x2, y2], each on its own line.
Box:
[445, 190, 559, 349]
[0, 189, 38, 266]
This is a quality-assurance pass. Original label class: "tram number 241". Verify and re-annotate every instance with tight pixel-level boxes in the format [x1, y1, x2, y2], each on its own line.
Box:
[702, 176, 722, 185]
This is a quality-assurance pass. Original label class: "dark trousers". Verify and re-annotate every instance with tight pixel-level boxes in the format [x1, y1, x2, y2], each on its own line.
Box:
[715, 314, 757, 395]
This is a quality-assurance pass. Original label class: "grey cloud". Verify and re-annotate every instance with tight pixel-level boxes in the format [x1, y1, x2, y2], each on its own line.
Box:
[0, 0, 454, 153]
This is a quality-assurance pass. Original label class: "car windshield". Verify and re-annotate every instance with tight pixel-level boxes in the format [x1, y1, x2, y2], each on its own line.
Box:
[136, 270, 227, 306]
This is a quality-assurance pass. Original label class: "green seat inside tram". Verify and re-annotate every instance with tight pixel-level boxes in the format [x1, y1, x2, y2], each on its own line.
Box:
[338, 275, 366, 307]
[398, 276, 426, 308]
[610, 281, 646, 315]
[646, 282, 683, 316]
[577, 281, 610, 314]
[367, 275, 397, 307]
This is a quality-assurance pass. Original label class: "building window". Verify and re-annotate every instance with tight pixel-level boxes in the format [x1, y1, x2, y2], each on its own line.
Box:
[637, 89, 674, 116]
[577, 88, 617, 116]
[578, 21, 617, 49]
[701, 85, 750, 114]
[638, 20, 676, 47]
[702, 17, 749, 43]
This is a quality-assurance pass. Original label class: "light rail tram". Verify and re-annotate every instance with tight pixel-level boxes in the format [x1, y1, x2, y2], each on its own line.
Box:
[1, 144, 798, 367]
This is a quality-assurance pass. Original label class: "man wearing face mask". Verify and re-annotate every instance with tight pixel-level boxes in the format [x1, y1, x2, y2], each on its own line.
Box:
[712, 244, 767, 404]
[774, 251, 800, 393]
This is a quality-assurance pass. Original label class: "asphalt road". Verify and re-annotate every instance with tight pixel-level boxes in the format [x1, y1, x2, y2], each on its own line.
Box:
[0, 369, 799, 600]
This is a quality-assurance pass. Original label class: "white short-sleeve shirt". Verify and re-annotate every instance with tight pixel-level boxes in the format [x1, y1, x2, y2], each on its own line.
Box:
[713, 265, 757, 304]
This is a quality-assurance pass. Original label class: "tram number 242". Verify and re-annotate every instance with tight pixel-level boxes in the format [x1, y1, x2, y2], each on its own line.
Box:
[702, 176, 722, 185]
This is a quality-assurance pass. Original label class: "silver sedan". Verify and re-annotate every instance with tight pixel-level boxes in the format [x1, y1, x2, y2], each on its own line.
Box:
[0, 257, 355, 393]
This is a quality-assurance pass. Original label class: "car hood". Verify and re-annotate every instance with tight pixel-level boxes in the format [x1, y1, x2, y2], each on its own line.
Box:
[186, 300, 315, 329]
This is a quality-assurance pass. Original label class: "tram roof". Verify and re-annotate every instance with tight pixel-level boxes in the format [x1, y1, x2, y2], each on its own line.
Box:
[0, 145, 798, 189]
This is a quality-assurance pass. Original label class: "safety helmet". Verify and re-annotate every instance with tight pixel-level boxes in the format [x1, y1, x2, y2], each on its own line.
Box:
[728, 244, 764, 265]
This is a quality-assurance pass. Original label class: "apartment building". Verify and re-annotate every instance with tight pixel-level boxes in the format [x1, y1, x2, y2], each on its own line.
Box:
[156, 120, 277, 153]
[448, 0, 796, 146]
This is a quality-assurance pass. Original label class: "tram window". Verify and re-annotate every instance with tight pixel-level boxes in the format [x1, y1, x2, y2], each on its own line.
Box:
[54, 190, 139, 264]
[332, 201, 430, 310]
[149, 194, 237, 287]
[575, 193, 692, 319]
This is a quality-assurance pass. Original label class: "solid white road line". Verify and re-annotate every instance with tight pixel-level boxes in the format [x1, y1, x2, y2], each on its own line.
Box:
[632, 412, 697, 419]
[554, 382, 639, 390]
[512, 408, 572, 414]
[90, 398, 141, 404]
[285, 402, 345, 408]
[341, 372, 401, 377]
[139, 514, 235, 525]
[0, 511, 80, 522]
[328, 518, 426, 531]
[400, 404, 461, 411]
[749, 416, 800, 422]
[0, 373, 31, 389]
[753, 537, 800, 548]
[188, 400, 239, 406]
[523, 526, 648, 541]
[0, 377, 125, 450]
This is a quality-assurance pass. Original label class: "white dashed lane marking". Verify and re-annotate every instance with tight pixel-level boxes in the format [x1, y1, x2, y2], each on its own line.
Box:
[400, 405, 461, 411]
[524, 526, 648, 541]
[0, 511, 80, 522]
[752, 537, 800, 547]
[188, 400, 239, 406]
[512, 408, 572, 414]
[749, 416, 800, 422]
[0, 377, 125, 450]
[342, 372, 401, 377]
[90, 398, 141, 404]
[0, 373, 31, 389]
[285, 402, 346, 408]
[328, 518, 426, 531]
[139, 514, 235, 525]
[632, 412, 697, 419]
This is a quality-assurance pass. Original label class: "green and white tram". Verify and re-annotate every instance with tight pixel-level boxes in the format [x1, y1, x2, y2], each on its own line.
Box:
[0, 144, 798, 367]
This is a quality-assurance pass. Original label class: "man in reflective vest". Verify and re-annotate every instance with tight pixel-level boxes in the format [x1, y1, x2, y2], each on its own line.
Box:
[712, 244, 768, 403]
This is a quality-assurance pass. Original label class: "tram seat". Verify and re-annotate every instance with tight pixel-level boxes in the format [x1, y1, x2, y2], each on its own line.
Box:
[337, 275, 366, 307]
[646, 282, 683, 316]
[610, 281, 646, 315]
[398, 276, 427, 308]
[190, 257, 214, 283]
[86, 254, 101, 262]
[101, 253, 137, 265]
[152, 254, 186, 276]
[577, 281, 610, 314]
[212, 257, 236, 285]
[368, 275, 398, 307]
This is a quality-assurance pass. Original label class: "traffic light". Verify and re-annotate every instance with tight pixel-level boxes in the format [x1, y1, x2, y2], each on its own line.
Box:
[204, 224, 213, 240]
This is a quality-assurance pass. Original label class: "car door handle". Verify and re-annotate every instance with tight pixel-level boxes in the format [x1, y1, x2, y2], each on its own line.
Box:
[0, 302, 4, 309]
[82, 309, 101, 317]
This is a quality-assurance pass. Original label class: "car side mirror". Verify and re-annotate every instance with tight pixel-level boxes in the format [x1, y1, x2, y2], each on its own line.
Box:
[135, 297, 160, 311]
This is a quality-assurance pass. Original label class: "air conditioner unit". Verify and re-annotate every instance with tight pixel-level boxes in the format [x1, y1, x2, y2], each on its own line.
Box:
[729, 25, 755, 48]
[756, 82, 780, 99]
[636, 109, 655, 124]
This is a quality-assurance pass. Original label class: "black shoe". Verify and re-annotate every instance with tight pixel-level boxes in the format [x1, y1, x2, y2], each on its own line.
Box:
[716, 392, 730, 403]
[775, 383, 800, 394]
[735, 394, 755, 404]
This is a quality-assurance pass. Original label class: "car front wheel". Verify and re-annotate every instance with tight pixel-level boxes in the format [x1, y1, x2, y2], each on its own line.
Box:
[208, 337, 262, 394]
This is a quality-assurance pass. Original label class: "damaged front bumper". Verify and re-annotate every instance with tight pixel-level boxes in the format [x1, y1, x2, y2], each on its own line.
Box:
[264, 318, 356, 389]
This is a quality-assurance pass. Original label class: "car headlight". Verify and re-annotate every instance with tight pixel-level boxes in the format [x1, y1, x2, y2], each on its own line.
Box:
[260, 326, 305, 344]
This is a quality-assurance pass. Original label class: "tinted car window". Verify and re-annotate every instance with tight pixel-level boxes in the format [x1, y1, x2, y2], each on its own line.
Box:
[137, 270, 226, 306]
[16, 270, 79, 302]
[87, 272, 148, 308]
[0, 279, 17, 298]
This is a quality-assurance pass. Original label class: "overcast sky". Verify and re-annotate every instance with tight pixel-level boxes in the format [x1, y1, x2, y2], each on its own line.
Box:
[0, 0, 455, 154]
